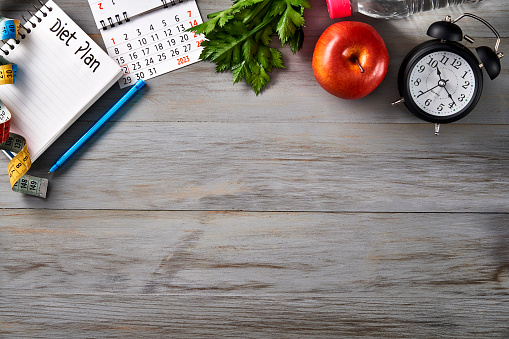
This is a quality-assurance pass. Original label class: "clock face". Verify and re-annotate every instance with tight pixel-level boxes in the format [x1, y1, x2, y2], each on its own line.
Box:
[408, 50, 477, 117]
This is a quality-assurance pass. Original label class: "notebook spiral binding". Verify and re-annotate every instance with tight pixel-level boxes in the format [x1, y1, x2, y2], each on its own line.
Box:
[0, 0, 53, 56]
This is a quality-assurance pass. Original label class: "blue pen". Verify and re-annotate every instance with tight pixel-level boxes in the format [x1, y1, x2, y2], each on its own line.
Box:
[49, 79, 146, 173]
[4, 150, 15, 159]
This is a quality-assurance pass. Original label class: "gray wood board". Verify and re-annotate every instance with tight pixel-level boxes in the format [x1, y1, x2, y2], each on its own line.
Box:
[2, 294, 509, 337]
[1, 210, 509, 337]
[1, 123, 509, 212]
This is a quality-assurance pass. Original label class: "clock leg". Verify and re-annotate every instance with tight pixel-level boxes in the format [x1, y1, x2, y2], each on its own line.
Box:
[391, 97, 405, 106]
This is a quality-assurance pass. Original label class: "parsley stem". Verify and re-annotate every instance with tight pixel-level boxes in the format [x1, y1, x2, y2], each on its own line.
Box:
[240, 16, 277, 45]
[242, 0, 272, 25]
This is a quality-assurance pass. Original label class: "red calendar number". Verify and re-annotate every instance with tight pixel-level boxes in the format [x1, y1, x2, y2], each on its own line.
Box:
[121, 64, 130, 75]
[177, 56, 190, 65]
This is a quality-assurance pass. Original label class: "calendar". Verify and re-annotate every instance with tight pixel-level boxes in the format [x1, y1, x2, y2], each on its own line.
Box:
[88, 0, 204, 88]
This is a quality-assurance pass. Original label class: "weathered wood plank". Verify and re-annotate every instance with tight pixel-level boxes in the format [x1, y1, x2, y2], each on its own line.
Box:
[2, 123, 509, 212]
[2, 294, 509, 338]
[1, 210, 509, 294]
[1, 210, 508, 337]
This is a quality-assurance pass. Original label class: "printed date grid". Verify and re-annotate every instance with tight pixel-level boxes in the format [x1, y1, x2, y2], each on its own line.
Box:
[100, 2, 204, 88]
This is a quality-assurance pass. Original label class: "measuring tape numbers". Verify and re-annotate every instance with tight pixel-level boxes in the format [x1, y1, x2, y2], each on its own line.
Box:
[0, 101, 48, 198]
[0, 17, 19, 85]
[0, 63, 16, 85]
[0, 17, 20, 40]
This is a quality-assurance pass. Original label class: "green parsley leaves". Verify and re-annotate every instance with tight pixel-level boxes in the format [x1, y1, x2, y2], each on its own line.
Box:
[190, 0, 311, 95]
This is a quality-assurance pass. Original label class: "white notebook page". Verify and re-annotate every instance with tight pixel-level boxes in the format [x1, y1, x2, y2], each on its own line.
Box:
[0, 0, 122, 161]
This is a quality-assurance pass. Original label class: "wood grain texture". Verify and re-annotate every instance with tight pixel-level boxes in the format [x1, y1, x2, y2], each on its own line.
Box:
[3, 123, 509, 212]
[1, 0, 508, 337]
[1, 210, 509, 337]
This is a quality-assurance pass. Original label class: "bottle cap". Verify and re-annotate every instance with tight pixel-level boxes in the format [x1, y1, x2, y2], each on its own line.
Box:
[326, 0, 352, 19]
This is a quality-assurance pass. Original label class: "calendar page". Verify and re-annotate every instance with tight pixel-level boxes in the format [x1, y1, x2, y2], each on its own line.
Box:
[96, 1, 204, 88]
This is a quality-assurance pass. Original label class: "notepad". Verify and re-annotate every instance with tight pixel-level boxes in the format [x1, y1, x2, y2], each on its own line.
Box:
[0, 0, 122, 162]
[88, 0, 204, 88]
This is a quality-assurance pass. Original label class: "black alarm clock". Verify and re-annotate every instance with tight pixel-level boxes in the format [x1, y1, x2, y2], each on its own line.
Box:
[393, 13, 504, 134]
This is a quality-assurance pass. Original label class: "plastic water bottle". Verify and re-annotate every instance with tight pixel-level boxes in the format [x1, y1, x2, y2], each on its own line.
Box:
[326, 0, 483, 19]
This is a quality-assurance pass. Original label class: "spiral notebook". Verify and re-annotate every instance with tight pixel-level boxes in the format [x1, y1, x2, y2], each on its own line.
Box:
[0, 0, 122, 162]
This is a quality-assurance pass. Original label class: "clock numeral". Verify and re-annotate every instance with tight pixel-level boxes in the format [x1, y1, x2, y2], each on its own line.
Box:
[427, 58, 438, 68]
[418, 65, 425, 73]
[449, 102, 456, 109]
[451, 58, 462, 69]
[458, 94, 466, 102]
[413, 78, 421, 86]
[462, 80, 470, 89]
[437, 103, 444, 112]
[461, 70, 469, 79]
[440, 55, 449, 65]
[425, 99, 432, 106]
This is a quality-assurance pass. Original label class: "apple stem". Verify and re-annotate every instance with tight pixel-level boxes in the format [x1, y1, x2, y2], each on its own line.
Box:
[355, 58, 365, 73]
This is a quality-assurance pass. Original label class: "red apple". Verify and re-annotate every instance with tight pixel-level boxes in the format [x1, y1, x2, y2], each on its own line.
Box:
[312, 21, 389, 100]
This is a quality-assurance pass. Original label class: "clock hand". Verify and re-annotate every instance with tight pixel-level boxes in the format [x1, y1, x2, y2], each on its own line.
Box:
[417, 69, 450, 98]
[443, 84, 456, 106]
[417, 84, 440, 98]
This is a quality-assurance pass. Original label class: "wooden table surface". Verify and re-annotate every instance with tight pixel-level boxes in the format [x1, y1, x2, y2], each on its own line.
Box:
[1, 0, 508, 337]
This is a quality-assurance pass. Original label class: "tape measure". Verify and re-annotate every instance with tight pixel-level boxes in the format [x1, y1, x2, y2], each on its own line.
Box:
[0, 17, 20, 40]
[0, 17, 18, 85]
[0, 64, 16, 85]
[0, 101, 48, 198]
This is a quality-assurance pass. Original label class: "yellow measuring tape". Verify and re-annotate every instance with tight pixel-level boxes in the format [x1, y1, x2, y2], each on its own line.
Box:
[0, 63, 16, 85]
[1, 98, 48, 198]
